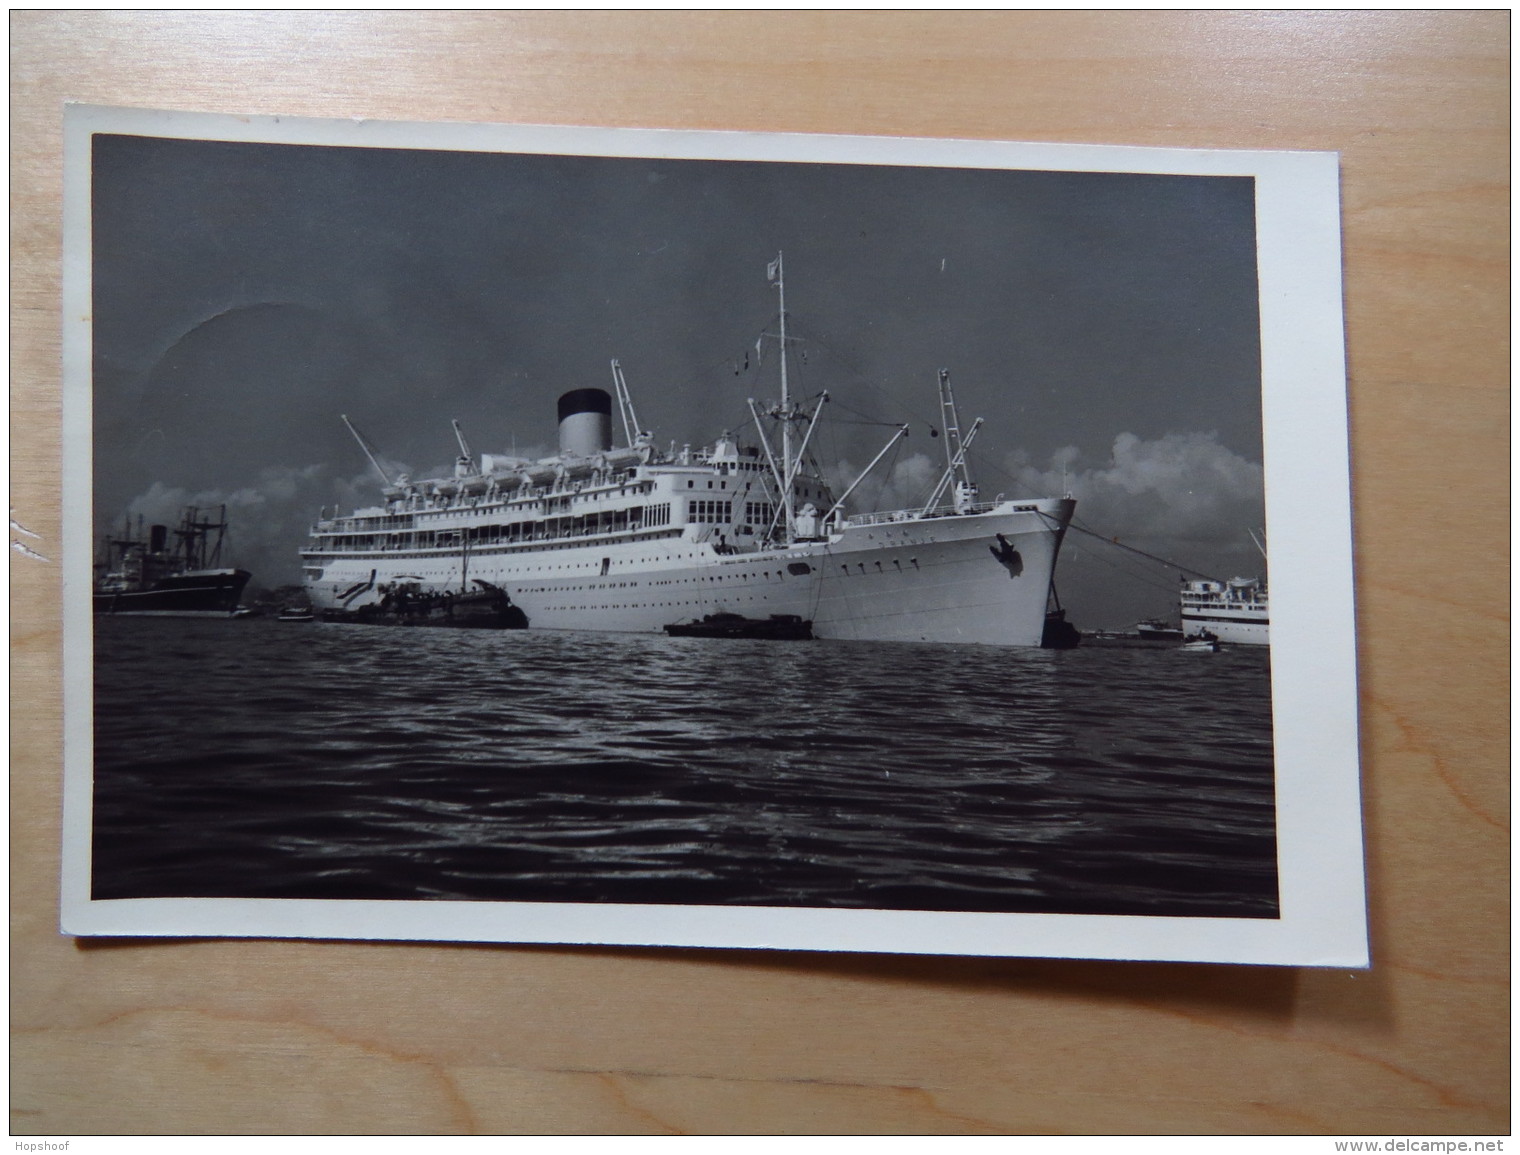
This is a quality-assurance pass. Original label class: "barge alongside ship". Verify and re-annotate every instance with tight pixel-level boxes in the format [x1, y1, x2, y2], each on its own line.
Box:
[301, 256, 1074, 646]
[321, 578, 528, 630]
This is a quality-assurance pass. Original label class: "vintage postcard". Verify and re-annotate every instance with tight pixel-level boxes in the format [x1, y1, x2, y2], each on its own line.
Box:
[60, 106, 1365, 964]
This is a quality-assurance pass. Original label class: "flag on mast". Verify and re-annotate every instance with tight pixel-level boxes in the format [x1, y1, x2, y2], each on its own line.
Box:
[766, 256, 780, 282]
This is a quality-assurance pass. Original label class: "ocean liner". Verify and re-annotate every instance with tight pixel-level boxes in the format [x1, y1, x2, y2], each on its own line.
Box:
[95, 505, 251, 616]
[1180, 576, 1269, 645]
[1179, 530, 1269, 645]
[301, 256, 1075, 646]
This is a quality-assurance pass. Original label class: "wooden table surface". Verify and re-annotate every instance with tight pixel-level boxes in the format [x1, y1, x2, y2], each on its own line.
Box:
[11, 11, 1509, 1136]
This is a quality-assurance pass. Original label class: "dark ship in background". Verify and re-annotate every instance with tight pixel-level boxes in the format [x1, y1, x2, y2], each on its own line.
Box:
[94, 505, 251, 616]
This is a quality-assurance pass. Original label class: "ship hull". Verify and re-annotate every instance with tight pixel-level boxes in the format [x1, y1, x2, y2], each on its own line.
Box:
[1180, 577, 1269, 645]
[303, 499, 1073, 647]
[1180, 614, 1269, 646]
[93, 569, 252, 616]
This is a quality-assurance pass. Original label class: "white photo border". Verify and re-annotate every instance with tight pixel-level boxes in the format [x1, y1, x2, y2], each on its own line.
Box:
[59, 105, 1366, 966]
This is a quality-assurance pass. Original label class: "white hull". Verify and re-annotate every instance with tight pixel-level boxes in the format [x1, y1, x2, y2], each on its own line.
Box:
[1181, 614, 1269, 646]
[305, 261, 1074, 646]
[1180, 575, 1269, 646]
[305, 498, 1073, 647]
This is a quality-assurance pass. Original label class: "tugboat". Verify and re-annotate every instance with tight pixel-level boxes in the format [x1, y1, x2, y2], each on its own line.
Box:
[323, 577, 527, 630]
[94, 506, 251, 616]
[1039, 585, 1081, 649]
[1040, 608, 1081, 650]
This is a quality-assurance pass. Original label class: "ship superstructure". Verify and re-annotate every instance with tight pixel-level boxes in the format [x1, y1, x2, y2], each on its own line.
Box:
[1180, 576, 1269, 645]
[1179, 529, 1269, 645]
[301, 256, 1075, 646]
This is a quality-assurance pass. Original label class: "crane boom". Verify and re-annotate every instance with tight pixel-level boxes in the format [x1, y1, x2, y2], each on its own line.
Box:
[341, 414, 392, 485]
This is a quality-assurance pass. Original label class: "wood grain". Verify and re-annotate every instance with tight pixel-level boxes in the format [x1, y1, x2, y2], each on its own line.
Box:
[10, 11, 1508, 1136]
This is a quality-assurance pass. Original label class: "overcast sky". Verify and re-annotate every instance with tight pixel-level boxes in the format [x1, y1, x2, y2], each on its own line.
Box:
[92, 132, 1265, 628]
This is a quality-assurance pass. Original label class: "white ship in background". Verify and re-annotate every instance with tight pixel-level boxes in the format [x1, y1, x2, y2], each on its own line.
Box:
[1179, 531, 1269, 645]
[301, 255, 1075, 646]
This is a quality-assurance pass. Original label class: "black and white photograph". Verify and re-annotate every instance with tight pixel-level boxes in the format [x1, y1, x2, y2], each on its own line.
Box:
[61, 108, 1365, 964]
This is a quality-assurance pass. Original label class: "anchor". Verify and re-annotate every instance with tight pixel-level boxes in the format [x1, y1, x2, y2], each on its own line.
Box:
[989, 533, 1023, 578]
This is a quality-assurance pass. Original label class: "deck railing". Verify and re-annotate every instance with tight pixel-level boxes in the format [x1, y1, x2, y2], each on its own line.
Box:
[315, 515, 417, 533]
[845, 498, 1036, 527]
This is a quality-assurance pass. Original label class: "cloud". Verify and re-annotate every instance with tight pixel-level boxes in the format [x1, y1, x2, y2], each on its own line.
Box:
[107, 433, 573, 594]
[824, 432, 1265, 544]
[996, 431, 1266, 629]
[821, 451, 948, 517]
[1008, 431, 1264, 548]
[877, 452, 942, 513]
[104, 430, 1264, 624]
[114, 464, 372, 592]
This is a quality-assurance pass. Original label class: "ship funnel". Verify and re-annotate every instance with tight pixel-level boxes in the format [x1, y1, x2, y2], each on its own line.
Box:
[557, 388, 613, 457]
[149, 524, 168, 553]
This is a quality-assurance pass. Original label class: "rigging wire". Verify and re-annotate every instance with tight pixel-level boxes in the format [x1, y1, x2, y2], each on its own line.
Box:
[828, 394, 926, 429]
[705, 307, 1233, 600]
[1074, 544, 1185, 598]
[858, 431, 908, 513]
[706, 312, 958, 513]
[1066, 519, 1223, 582]
[829, 389, 944, 438]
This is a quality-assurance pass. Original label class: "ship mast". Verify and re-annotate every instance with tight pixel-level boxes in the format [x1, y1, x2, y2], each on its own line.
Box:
[919, 417, 983, 517]
[1248, 528, 1268, 562]
[342, 414, 393, 486]
[940, 369, 962, 478]
[939, 369, 980, 513]
[771, 251, 795, 541]
[920, 371, 984, 516]
[451, 419, 475, 474]
[609, 359, 644, 449]
[173, 505, 229, 570]
[208, 504, 228, 568]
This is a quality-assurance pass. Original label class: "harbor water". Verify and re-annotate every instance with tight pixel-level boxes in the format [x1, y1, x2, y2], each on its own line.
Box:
[92, 617, 1279, 919]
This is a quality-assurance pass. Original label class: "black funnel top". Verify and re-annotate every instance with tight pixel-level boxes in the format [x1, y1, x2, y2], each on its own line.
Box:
[558, 388, 612, 422]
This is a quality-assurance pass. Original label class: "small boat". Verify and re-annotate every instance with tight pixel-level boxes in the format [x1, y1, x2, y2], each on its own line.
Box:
[1136, 619, 1184, 642]
[663, 613, 813, 640]
[275, 606, 315, 622]
[1180, 638, 1220, 653]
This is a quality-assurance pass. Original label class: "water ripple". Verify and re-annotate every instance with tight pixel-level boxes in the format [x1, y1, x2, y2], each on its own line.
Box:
[91, 618, 1278, 917]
